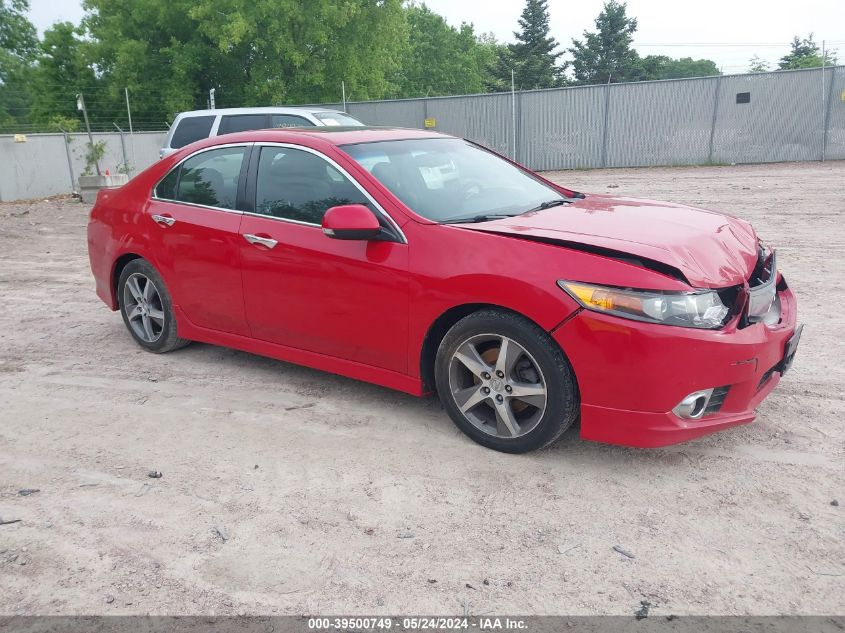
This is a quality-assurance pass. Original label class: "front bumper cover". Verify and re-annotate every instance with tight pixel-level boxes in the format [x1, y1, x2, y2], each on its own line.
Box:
[552, 277, 799, 447]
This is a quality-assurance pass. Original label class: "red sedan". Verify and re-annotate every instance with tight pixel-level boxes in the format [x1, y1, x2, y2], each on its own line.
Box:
[87, 127, 801, 453]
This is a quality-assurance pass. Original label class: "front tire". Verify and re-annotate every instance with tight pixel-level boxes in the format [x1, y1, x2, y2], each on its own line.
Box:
[435, 309, 578, 453]
[118, 259, 190, 353]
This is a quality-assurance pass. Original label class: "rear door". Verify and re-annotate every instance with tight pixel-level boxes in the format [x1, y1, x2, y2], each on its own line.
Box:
[148, 144, 251, 336]
[237, 143, 409, 372]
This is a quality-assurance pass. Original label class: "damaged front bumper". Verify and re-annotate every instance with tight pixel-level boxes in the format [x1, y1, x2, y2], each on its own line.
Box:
[552, 275, 800, 448]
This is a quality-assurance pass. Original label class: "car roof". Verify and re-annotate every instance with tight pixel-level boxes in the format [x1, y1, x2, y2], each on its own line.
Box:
[175, 106, 344, 118]
[217, 126, 453, 146]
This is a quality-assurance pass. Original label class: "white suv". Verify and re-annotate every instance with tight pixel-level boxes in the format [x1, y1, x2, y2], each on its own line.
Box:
[159, 107, 365, 158]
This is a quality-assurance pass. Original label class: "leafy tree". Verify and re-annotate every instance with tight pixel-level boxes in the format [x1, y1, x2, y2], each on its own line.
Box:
[393, 4, 497, 97]
[748, 55, 770, 73]
[569, 0, 641, 85]
[494, 0, 564, 90]
[0, 0, 38, 127]
[81, 0, 407, 126]
[778, 34, 837, 69]
[186, 0, 407, 105]
[83, 0, 226, 127]
[28, 22, 108, 128]
[638, 55, 720, 80]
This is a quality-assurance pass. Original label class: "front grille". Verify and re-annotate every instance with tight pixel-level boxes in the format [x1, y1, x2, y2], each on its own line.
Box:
[704, 386, 730, 415]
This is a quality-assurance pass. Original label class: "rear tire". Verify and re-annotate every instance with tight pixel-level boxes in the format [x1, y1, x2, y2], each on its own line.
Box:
[435, 309, 578, 453]
[118, 259, 190, 353]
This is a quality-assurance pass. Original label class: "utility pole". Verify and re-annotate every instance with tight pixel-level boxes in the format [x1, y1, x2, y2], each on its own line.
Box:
[209, 88, 216, 110]
[342, 81, 347, 112]
[76, 93, 100, 176]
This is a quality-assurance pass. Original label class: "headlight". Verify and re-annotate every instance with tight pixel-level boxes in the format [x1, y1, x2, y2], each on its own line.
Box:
[558, 281, 730, 329]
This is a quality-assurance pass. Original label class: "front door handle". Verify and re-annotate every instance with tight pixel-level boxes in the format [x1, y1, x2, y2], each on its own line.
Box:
[151, 214, 175, 227]
[244, 233, 278, 249]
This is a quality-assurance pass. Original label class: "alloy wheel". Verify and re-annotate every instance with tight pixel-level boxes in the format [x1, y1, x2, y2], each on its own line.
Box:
[447, 333, 548, 439]
[122, 273, 165, 343]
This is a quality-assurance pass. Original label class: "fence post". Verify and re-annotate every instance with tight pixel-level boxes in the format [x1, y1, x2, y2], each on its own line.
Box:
[58, 128, 78, 196]
[707, 75, 723, 165]
[113, 123, 128, 173]
[125, 87, 136, 174]
[822, 67, 836, 161]
[510, 69, 517, 161]
[600, 83, 612, 168]
[516, 89, 525, 166]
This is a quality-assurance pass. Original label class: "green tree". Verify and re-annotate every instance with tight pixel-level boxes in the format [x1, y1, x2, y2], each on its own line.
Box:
[187, 0, 407, 105]
[28, 22, 108, 128]
[494, 0, 564, 90]
[569, 0, 640, 85]
[83, 0, 225, 127]
[638, 55, 719, 80]
[393, 5, 497, 97]
[82, 0, 408, 126]
[778, 34, 837, 69]
[0, 0, 38, 127]
[748, 55, 770, 73]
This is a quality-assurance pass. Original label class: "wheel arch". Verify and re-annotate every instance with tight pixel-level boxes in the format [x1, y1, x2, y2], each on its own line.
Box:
[111, 252, 144, 308]
[419, 303, 560, 393]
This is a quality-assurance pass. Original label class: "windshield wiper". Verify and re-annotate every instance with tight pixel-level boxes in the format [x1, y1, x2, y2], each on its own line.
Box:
[440, 198, 574, 224]
[526, 198, 571, 212]
[440, 213, 519, 224]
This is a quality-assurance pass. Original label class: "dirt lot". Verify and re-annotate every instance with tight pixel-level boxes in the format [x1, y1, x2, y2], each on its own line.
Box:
[0, 161, 843, 616]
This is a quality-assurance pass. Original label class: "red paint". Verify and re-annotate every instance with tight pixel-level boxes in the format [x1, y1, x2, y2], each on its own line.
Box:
[322, 204, 381, 237]
[238, 213, 410, 373]
[87, 128, 799, 448]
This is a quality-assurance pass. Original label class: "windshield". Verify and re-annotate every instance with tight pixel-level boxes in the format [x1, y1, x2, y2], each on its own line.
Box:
[341, 138, 566, 222]
[313, 111, 365, 126]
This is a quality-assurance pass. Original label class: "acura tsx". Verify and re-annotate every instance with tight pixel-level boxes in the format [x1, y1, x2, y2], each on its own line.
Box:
[87, 127, 801, 453]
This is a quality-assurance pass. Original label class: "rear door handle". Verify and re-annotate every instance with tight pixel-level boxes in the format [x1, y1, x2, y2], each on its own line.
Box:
[244, 234, 278, 249]
[151, 214, 175, 227]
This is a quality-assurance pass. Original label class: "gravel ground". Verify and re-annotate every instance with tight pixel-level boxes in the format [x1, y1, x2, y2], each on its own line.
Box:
[0, 161, 843, 616]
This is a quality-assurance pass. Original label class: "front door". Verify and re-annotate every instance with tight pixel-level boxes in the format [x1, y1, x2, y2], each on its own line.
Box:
[238, 145, 409, 373]
[148, 145, 250, 336]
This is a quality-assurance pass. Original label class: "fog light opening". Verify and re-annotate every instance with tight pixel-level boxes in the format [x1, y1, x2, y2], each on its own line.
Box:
[673, 389, 714, 420]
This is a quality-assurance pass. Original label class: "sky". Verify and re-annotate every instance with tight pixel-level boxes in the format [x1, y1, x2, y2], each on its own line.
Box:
[27, 0, 845, 74]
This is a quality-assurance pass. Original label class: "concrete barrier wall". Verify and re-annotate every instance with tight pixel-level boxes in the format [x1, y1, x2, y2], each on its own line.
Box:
[2, 66, 843, 201]
[0, 131, 166, 201]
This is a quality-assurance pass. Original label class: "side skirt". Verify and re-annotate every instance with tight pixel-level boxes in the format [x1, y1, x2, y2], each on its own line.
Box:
[174, 306, 425, 397]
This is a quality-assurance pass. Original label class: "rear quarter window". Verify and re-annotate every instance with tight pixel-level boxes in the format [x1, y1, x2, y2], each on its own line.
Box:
[169, 115, 215, 149]
[154, 167, 178, 199]
[218, 114, 268, 134]
[270, 114, 315, 128]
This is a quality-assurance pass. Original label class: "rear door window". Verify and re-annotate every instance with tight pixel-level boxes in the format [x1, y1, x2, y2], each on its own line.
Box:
[218, 114, 269, 135]
[169, 115, 215, 149]
[157, 147, 246, 209]
[270, 114, 315, 128]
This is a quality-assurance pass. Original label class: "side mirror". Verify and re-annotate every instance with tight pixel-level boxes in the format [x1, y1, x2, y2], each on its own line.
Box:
[322, 204, 381, 241]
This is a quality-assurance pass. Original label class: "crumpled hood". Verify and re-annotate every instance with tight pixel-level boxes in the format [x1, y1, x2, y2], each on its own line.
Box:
[456, 194, 759, 288]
